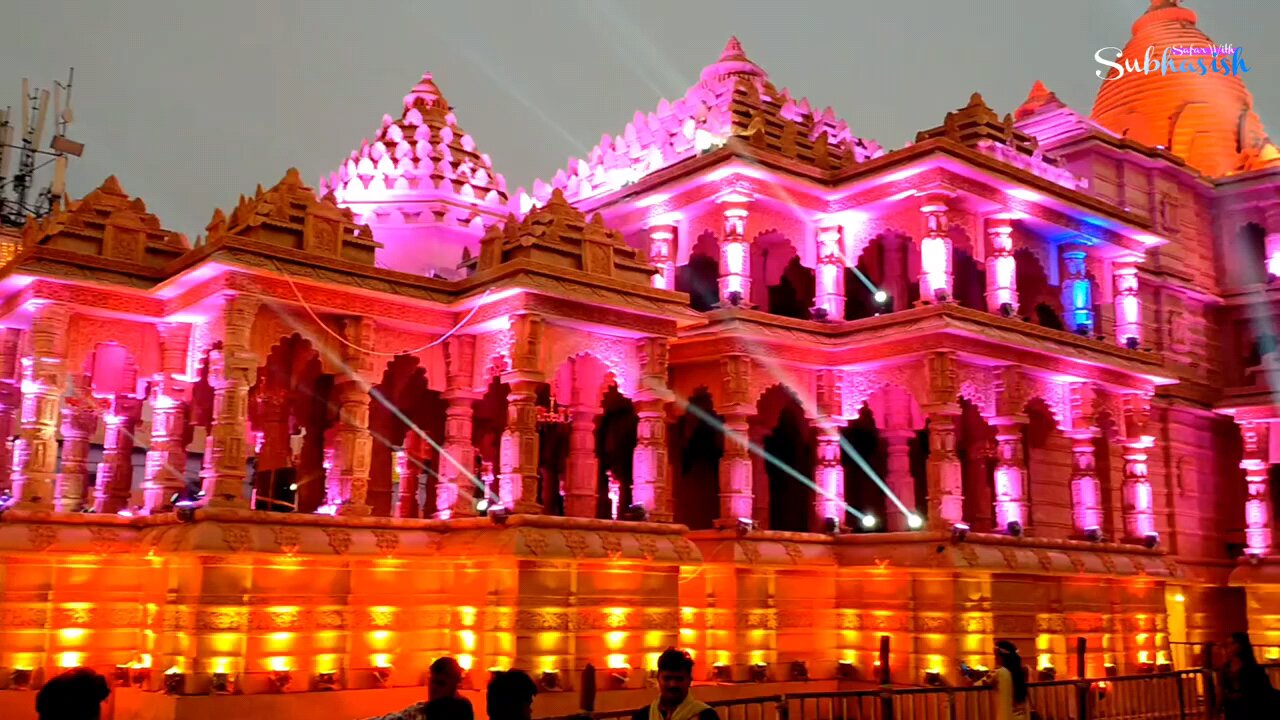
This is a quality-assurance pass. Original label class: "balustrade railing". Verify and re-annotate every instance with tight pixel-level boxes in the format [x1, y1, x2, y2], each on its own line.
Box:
[543, 665, 1280, 720]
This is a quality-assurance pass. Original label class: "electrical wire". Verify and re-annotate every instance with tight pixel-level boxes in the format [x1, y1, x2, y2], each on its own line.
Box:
[268, 257, 490, 356]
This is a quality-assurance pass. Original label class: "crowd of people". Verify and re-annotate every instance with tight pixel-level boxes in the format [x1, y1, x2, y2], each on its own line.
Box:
[24, 638, 1280, 720]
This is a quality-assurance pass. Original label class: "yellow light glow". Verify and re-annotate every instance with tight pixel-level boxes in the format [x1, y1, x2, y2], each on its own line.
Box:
[266, 656, 293, 673]
[368, 630, 392, 646]
[209, 657, 235, 674]
[538, 656, 558, 673]
[643, 631, 666, 647]
[1266, 648, 1280, 661]
[606, 654, 630, 669]
[1037, 654, 1054, 670]
[927, 655, 945, 673]
[457, 607, 477, 628]
[748, 650, 766, 666]
[458, 629, 477, 652]
[644, 652, 662, 671]
[1156, 651, 1169, 665]
[1137, 633, 1150, 645]
[58, 628, 88, 642]
[370, 654, 394, 668]
[679, 628, 697, 640]
[57, 651, 85, 668]
[131, 654, 153, 669]
[456, 654, 474, 671]
[605, 631, 628, 650]
[1174, 593, 1186, 603]
[315, 654, 341, 674]
[13, 653, 39, 671]
[1138, 651, 1152, 664]
[605, 608, 629, 627]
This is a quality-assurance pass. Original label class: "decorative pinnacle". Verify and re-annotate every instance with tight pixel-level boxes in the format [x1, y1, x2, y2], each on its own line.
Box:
[404, 72, 447, 110]
[1148, 0, 1182, 10]
[720, 36, 747, 62]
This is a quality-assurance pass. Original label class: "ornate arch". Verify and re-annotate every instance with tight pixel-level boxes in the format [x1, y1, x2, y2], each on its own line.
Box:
[543, 329, 635, 397]
[251, 308, 343, 376]
[752, 381, 810, 422]
[66, 315, 159, 384]
[955, 363, 996, 417]
[550, 351, 621, 406]
[1021, 375, 1070, 430]
[840, 362, 926, 419]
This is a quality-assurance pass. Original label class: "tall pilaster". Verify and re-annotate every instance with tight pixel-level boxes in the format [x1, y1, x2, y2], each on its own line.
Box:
[1112, 255, 1142, 347]
[647, 223, 677, 291]
[324, 317, 376, 516]
[144, 323, 193, 513]
[54, 378, 97, 513]
[923, 352, 963, 528]
[991, 368, 1029, 531]
[1060, 244, 1094, 334]
[92, 395, 143, 513]
[1120, 395, 1156, 542]
[716, 194, 752, 306]
[563, 403, 599, 518]
[396, 431, 431, 518]
[498, 314, 544, 513]
[882, 387, 918, 531]
[814, 369, 846, 526]
[437, 335, 479, 518]
[1239, 420, 1273, 555]
[984, 217, 1017, 313]
[1067, 384, 1103, 535]
[918, 192, 954, 302]
[198, 294, 261, 507]
[814, 225, 846, 318]
[12, 302, 71, 509]
[716, 353, 754, 524]
[632, 337, 672, 521]
[0, 327, 22, 494]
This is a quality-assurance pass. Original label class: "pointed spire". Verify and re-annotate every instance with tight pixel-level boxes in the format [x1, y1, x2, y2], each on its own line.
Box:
[1016, 80, 1064, 120]
[720, 36, 747, 62]
[404, 72, 448, 112]
[101, 175, 125, 195]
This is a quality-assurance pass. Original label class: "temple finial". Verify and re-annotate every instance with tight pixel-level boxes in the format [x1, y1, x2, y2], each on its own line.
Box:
[720, 36, 747, 62]
[1148, 0, 1182, 10]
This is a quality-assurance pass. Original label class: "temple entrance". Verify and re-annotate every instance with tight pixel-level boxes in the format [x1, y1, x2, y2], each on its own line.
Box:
[676, 232, 720, 312]
[841, 405, 887, 528]
[472, 374, 510, 508]
[754, 385, 815, 533]
[368, 355, 445, 518]
[673, 388, 722, 530]
[958, 399, 995, 531]
[595, 384, 638, 519]
[248, 334, 333, 513]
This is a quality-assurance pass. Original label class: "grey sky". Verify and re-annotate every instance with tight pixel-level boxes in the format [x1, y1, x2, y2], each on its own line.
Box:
[2, 0, 1277, 239]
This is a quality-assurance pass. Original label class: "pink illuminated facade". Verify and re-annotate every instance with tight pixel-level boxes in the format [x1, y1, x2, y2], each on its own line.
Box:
[3, 3, 1280, 718]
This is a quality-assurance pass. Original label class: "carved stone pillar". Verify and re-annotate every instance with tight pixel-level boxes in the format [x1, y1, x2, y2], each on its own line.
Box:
[716, 353, 754, 524]
[1113, 256, 1142, 347]
[717, 194, 752, 307]
[498, 314, 544, 514]
[991, 368, 1030, 532]
[92, 395, 143, 514]
[984, 217, 1017, 313]
[1066, 384, 1103, 535]
[1239, 420, 1273, 555]
[749, 426, 769, 526]
[0, 327, 22, 493]
[143, 323, 192, 513]
[54, 380, 97, 513]
[250, 390, 291, 499]
[1060, 244, 1094, 334]
[647, 223, 677, 291]
[924, 353, 963, 528]
[815, 225, 846, 318]
[1120, 396, 1156, 542]
[918, 192, 954, 302]
[563, 404, 598, 518]
[12, 302, 71, 508]
[815, 422, 846, 527]
[719, 414, 754, 523]
[322, 318, 376, 516]
[883, 428, 916, 531]
[396, 431, 431, 518]
[633, 337, 672, 521]
[199, 294, 260, 507]
[437, 335, 478, 519]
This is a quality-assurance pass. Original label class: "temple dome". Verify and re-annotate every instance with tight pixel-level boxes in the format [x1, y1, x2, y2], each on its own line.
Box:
[1090, 1, 1279, 177]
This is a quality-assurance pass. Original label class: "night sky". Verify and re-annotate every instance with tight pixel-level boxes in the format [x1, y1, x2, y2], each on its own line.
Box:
[2, 0, 1276, 238]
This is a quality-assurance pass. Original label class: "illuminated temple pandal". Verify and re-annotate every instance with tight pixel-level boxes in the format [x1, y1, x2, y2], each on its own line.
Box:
[2, 3, 1280, 718]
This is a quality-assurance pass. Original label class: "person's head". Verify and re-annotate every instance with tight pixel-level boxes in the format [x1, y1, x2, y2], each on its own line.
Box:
[36, 668, 111, 720]
[655, 648, 696, 707]
[1227, 632, 1259, 667]
[428, 656, 464, 701]
[994, 641, 1028, 704]
[486, 669, 537, 720]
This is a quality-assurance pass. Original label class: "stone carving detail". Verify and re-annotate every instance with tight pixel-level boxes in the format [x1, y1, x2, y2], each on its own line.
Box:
[325, 528, 353, 555]
[221, 526, 251, 553]
[738, 541, 762, 565]
[958, 544, 980, 567]
[272, 527, 302, 555]
[999, 547, 1019, 569]
[547, 332, 635, 395]
[563, 531, 589, 558]
[782, 542, 804, 564]
[956, 364, 997, 416]
[1097, 553, 1117, 575]
[474, 326, 515, 386]
[27, 525, 58, 551]
[1025, 375, 1070, 428]
[671, 537, 696, 561]
[521, 530, 549, 556]
[372, 530, 400, 556]
[636, 535, 659, 561]
[87, 527, 122, 554]
[601, 534, 624, 558]
[1033, 549, 1054, 572]
[842, 363, 921, 417]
